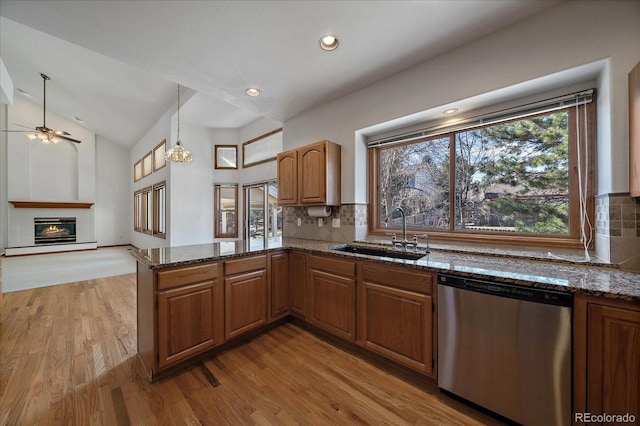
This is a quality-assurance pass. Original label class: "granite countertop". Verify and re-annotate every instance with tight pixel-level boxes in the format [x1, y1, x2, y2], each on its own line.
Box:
[131, 237, 640, 303]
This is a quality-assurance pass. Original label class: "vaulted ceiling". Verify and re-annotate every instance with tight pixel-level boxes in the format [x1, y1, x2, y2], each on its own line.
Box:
[0, 0, 559, 148]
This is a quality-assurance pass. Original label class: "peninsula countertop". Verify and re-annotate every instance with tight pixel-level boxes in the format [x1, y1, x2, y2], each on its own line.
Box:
[130, 237, 640, 302]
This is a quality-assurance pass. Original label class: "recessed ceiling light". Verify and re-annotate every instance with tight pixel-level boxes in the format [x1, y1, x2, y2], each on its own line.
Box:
[443, 108, 458, 115]
[17, 88, 32, 97]
[319, 35, 339, 51]
[246, 88, 261, 97]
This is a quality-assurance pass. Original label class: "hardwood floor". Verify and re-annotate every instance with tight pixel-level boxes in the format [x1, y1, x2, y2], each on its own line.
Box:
[0, 274, 504, 425]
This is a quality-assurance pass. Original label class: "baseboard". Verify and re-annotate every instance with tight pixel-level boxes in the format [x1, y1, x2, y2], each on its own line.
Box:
[5, 242, 98, 257]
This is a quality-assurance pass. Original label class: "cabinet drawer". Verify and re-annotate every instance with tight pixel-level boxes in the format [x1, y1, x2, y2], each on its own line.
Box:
[309, 254, 355, 277]
[224, 255, 267, 276]
[157, 263, 218, 290]
[361, 263, 433, 294]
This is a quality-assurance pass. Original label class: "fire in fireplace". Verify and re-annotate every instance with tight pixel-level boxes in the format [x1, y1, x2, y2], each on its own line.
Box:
[34, 217, 77, 245]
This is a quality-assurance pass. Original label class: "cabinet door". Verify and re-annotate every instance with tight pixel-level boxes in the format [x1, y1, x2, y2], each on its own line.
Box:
[587, 303, 640, 416]
[630, 60, 640, 197]
[157, 280, 222, 369]
[290, 251, 307, 318]
[298, 142, 327, 204]
[277, 150, 298, 205]
[309, 269, 356, 341]
[359, 282, 433, 375]
[225, 269, 267, 340]
[270, 252, 290, 320]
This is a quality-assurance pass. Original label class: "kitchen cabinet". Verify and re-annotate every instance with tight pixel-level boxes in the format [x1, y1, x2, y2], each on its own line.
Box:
[224, 255, 268, 340]
[277, 150, 298, 204]
[270, 252, 290, 320]
[308, 254, 356, 341]
[276, 140, 341, 206]
[574, 295, 640, 423]
[358, 263, 435, 376]
[630, 60, 640, 197]
[157, 280, 220, 369]
[137, 262, 223, 377]
[290, 251, 307, 318]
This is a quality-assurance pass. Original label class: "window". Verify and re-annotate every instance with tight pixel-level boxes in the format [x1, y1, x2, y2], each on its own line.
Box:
[153, 182, 166, 238]
[244, 181, 280, 248]
[215, 145, 238, 169]
[141, 186, 153, 234]
[153, 140, 166, 172]
[134, 190, 142, 231]
[214, 184, 238, 238]
[142, 152, 153, 177]
[242, 128, 283, 168]
[134, 160, 142, 182]
[370, 93, 595, 247]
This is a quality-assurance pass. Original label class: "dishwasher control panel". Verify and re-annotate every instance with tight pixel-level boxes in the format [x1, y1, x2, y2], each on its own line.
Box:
[438, 274, 572, 307]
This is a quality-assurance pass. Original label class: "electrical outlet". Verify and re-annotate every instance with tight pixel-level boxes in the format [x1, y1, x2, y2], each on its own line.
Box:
[332, 218, 340, 228]
[297, 218, 302, 227]
[318, 218, 323, 227]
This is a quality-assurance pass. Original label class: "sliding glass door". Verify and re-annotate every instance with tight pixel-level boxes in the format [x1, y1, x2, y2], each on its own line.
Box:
[244, 181, 281, 248]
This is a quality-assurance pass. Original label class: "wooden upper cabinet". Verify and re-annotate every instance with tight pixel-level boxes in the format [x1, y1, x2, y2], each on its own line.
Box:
[630, 60, 640, 197]
[277, 140, 341, 206]
[277, 150, 298, 205]
[299, 142, 328, 205]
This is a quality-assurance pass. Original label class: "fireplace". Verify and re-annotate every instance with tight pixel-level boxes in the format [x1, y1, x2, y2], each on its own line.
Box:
[34, 217, 77, 245]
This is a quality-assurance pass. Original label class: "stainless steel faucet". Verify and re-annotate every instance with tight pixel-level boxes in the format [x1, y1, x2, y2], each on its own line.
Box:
[386, 206, 430, 253]
[389, 206, 408, 246]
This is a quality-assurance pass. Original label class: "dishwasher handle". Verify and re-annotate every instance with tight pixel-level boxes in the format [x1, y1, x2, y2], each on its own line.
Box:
[438, 274, 572, 307]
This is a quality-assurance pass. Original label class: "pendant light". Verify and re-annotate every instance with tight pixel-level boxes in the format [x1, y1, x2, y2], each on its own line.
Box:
[165, 84, 193, 163]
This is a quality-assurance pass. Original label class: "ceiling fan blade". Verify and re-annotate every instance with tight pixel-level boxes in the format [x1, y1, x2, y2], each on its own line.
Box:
[57, 134, 82, 144]
[0, 130, 32, 133]
[53, 130, 72, 136]
[11, 123, 36, 130]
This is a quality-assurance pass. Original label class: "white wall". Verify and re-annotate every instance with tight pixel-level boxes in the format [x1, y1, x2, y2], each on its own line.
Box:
[130, 102, 172, 249]
[6, 96, 98, 247]
[284, 1, 640, 202]
[208, 118, 282, 242]
[0, 104, 8, 253]
[168, 121, 215, 247]
[238, 117, 281, 186]
[95, 136, 130, 246]
[8, 96, 95, 202]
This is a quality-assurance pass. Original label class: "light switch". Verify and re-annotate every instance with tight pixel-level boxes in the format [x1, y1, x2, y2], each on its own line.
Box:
[297, 218, 302, 227]
[318, 218, 323, 227]
[332, 218, 340, 228]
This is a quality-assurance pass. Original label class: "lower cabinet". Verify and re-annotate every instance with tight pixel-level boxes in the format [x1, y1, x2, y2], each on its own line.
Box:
[270, 252, 290, 320]
[358, 263, 435, 376]
[290, 251, 307, 318]
[574, 295, 640, 424]
[224, 255, 268, 340]
[308, 255, 357, 341]
[157, 280, 223, 369]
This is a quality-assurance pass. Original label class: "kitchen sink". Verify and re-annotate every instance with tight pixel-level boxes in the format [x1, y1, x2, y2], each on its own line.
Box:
[332, 244, 426, 260]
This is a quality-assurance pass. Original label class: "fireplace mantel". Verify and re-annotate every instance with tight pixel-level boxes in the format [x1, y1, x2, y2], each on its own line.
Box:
[9, 201, 94, 209]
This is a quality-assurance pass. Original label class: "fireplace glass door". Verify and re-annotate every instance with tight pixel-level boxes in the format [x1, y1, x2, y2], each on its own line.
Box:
[34, 217, 77, 244]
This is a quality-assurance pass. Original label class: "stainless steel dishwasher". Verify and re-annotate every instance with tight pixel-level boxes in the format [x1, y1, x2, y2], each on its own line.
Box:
[437, 274, 572, 426]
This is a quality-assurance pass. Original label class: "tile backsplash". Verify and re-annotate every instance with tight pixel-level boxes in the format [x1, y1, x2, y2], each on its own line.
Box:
[283, 204, 367, 242]
[596, 193, 640, 271]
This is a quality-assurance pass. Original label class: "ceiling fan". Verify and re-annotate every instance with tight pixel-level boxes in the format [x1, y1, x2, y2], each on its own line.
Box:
[2, 73, 81, 144]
